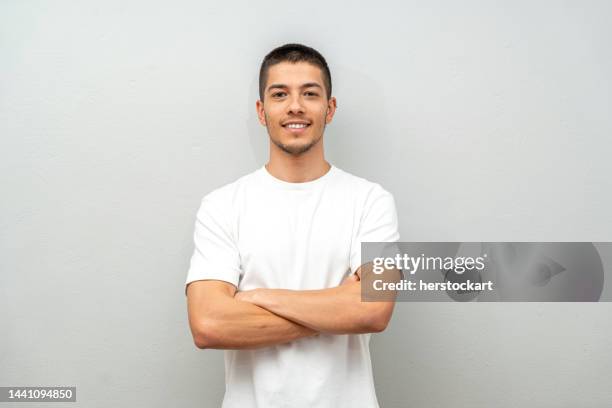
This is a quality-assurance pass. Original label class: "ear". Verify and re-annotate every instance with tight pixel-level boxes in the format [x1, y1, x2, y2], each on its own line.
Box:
[325, 96, 337, 124]
[256, 99, 266, 126]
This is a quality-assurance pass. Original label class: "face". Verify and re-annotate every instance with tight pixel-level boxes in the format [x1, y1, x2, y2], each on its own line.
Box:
[256, 62, 337, 156]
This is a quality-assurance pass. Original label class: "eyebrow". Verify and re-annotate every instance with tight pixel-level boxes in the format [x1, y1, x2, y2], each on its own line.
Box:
[267, 82, 323, 93]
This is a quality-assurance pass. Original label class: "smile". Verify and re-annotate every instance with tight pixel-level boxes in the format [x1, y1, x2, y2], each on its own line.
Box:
[282, 123, 311, 133]
[284, 123, 310, 129]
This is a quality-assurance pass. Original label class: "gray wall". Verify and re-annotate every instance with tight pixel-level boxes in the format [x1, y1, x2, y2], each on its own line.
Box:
[2, 1, 611, 407]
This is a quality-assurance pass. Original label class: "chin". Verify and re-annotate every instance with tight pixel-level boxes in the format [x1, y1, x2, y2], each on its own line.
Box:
[274, 139, 317, 155]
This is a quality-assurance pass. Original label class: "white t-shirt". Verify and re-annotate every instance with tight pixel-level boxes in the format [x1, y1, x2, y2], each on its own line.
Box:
[185, 163, 400, 408]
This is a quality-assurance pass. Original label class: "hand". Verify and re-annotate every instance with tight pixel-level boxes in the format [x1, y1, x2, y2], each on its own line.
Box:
[340, 272, 360, 286]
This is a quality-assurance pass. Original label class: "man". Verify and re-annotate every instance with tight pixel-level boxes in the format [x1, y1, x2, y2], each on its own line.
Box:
[185, 43, 400, 408]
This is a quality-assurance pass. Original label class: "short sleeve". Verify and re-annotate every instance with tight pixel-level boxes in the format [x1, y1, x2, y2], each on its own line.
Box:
[350, 185, 401, 274]
[185, 196, 242, 294]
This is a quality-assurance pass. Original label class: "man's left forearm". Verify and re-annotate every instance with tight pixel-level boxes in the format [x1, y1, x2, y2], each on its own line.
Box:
[236, 277, 395, 334]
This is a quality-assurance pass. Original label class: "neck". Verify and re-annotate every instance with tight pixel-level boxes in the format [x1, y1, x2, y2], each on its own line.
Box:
[265, 143, 330, 183]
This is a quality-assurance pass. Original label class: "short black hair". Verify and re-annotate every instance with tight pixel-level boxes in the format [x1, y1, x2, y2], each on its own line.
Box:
[259, 43, 332, 101]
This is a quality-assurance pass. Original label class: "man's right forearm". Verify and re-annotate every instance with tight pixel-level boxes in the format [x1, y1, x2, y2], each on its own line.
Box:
[193, 295, 318, 349]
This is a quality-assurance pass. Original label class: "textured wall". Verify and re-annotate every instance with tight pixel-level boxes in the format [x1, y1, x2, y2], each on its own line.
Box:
[1, 1, 611, 407]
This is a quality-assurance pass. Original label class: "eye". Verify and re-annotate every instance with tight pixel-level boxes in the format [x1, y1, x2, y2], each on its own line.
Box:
[272, 92, 286, 98]
[304, 91, 318, 96]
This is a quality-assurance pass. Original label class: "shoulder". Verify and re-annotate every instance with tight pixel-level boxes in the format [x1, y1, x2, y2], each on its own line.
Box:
[199, 167, 261, 208]
[193, 169, 262, 227]
[331, 166, 396, 203]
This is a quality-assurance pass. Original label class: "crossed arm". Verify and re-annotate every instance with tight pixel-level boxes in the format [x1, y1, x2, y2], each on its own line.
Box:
[186, 267, 398, 350]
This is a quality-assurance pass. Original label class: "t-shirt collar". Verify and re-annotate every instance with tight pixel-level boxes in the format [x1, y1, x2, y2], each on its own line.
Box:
[260, 163, 336, 190]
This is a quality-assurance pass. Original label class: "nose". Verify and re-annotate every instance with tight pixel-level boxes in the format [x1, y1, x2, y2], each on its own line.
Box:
[287, 94, 305, 115]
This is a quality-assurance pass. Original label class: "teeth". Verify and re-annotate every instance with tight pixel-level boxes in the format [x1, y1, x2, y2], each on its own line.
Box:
[286, 123, 308, 129]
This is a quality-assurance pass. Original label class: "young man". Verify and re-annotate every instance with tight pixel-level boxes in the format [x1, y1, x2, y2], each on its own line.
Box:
[185, 43, 400, 408]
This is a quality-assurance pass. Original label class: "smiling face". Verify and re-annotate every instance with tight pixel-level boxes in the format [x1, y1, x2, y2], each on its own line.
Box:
[256, 61, 337, 156]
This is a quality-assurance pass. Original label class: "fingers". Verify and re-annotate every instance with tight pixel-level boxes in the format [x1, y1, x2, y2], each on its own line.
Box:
[340, 273, 360, 286]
